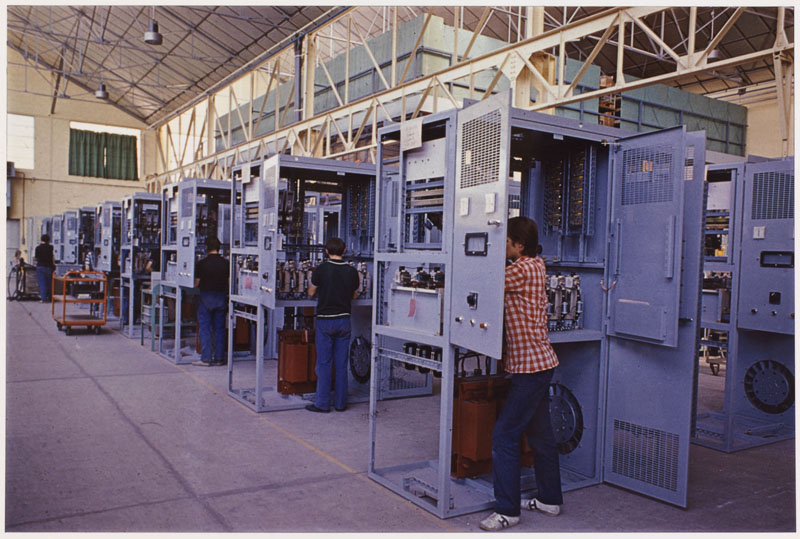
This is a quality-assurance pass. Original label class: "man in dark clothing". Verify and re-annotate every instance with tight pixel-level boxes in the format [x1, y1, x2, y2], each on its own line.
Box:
[34, 235, 56, 302]
[305, 237, 360, 413]
[192, 236, 229, 366]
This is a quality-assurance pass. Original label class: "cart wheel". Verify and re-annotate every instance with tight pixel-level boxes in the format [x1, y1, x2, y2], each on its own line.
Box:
[93, 326, 101, 335]
[65, 327, 72, 336]
[56, 322, 62, 331]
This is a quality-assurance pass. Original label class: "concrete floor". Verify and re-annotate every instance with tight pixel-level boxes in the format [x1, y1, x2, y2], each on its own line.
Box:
[5, 299, 796, 533]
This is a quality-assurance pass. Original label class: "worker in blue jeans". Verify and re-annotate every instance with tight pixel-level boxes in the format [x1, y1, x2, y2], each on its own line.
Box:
[34, 234, 55, 302]
[192, 236, 229, 366]
[305, 237, 360, 413]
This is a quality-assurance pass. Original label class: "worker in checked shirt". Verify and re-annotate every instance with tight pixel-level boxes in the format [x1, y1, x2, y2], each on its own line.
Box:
[480, 216, 563, 532]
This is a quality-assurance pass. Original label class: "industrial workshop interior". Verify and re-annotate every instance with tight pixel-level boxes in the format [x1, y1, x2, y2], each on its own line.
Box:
[4, 5, 795, 534]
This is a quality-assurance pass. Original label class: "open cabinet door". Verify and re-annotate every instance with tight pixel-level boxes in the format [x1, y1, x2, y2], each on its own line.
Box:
[449, 91, 511, 359]
[259, 156, 280, 309]
[603, 128, 706, 507]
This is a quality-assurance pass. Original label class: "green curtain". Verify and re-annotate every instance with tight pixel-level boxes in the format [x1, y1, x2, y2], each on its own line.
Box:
[68, 128, 137, 180]
[106, 133, 138, 180]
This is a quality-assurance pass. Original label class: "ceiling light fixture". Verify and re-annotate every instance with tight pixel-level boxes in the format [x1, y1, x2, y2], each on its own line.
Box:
[144, 7, 163, 45]
[95, 82, 109, 99]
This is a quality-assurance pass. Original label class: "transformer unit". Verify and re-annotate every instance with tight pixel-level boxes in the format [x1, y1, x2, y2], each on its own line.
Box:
[368, 92, 707, 518]
[226, 154, 430, 413]
[156, 178, 231, 363]
[693, 156, 794, 452]
[119, 192, 162, 339]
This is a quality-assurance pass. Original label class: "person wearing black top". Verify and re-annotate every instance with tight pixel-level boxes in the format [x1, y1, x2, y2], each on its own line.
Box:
[34, 234, 56, 302]
[305, 237, 360, 413]
[193, 236, 229, 366]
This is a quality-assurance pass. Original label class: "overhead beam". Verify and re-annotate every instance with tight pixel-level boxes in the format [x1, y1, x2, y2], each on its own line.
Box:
[7, 41, 148, 123]
[148, 6, 793, 186]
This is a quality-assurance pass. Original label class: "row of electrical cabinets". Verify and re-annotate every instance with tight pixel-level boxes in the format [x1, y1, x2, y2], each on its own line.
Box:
[30, 203, 120, 273]
[365, 91, 787, 520]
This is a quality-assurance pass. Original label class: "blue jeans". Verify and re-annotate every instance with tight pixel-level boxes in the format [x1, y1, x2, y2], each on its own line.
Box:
[492, 369, 563, 516]
[197, 291, 227, 363]
[314, 316, 351, 411]
[36, 266, 53, 301]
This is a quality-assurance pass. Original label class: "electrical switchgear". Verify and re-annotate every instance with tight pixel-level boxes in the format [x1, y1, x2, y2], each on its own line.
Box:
[368, 92, 706, 518]
[61, 210, 79, 264]
[51, 214, 63, 263]
[226, 155, 429, 413]
[119, 192, 161, 339]
[94, 201, 121, 273]
[157, 178, 231, 363]
[693, 157, 794, 452]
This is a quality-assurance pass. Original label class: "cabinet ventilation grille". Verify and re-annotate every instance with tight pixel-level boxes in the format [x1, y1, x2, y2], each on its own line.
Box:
[612, 419, 679, 492]
[752, 171, 793, 220]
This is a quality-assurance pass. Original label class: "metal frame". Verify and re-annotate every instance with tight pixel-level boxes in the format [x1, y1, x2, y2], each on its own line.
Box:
[138, 6, 792, 194]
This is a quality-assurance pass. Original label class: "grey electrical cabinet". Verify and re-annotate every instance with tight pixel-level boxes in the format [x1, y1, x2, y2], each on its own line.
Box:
[119, 192, 162, 339]
[78, 207, 95, 262]
[693, 156, 794, 452]
[226, 154, 427, 413]
[175, 178, 232, 289]
[61, 210, 79, 264]
[368, 92, 706, 518]
[94, 201, 121, 273]
[51, 214, 63, 263]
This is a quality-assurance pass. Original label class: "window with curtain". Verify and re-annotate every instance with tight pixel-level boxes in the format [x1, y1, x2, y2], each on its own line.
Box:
[68, 128, 138, 180]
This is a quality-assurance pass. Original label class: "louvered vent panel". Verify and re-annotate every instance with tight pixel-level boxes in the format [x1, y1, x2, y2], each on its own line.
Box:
[612, 420, 679, 492]
[263, 166, 276, 209]
[460, 110, 502, 188]
[752, 171, 794, 220]
[622, 146, 674, 205]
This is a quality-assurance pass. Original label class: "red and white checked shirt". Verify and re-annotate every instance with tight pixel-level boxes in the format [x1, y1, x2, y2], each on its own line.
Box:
[503, 255, 559, 374]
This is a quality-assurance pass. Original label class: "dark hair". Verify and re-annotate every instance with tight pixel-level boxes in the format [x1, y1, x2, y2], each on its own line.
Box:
[325, 237, 346, 256]
[41, 234, 50, 243]
[507, 216, 542, 257]
[205, 236, 221, 252]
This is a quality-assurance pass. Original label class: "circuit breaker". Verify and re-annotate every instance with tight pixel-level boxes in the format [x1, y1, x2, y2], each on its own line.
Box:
[368, 92, 706, 518]
[94, 201, 121, 273]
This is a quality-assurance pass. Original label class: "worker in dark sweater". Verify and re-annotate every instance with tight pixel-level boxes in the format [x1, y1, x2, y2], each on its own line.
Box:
[34, 234, 56, 302]
[193, 236, 229, 366]
[305, 237, 360, 413]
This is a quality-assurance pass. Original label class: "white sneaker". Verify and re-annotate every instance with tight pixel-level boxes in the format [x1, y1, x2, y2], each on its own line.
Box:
[479, 512, 520, 531]
[520, 497, 561, 516]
